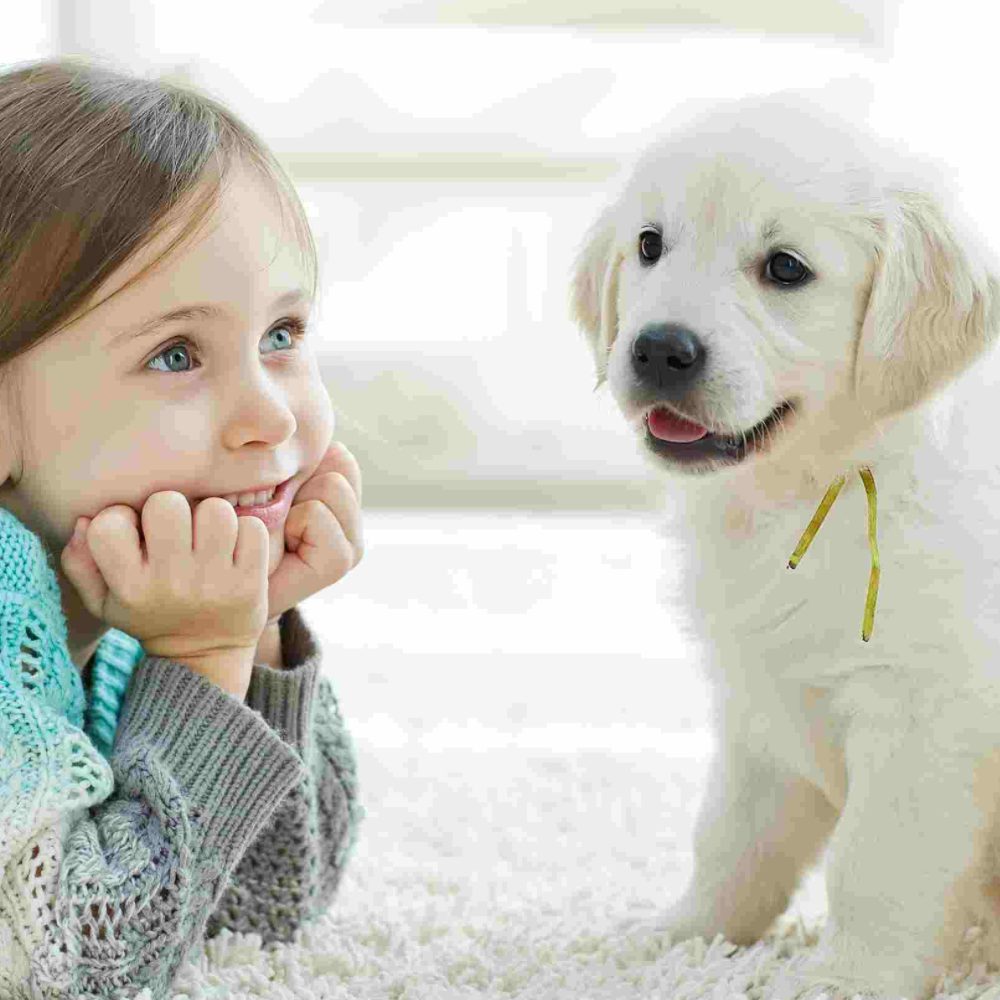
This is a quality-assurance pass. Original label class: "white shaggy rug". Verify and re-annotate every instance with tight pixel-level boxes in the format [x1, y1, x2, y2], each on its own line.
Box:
[160, 739, 1000, 1000]
[154, 510, 1000, 999]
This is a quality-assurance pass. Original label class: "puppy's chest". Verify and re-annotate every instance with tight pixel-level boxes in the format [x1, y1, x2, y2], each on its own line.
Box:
[746, 682, 849, 811]
[677, 492, 880, 666]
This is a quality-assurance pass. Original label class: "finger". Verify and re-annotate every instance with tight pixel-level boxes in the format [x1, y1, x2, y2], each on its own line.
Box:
[268, 499, 355, 612]
[192, 496, 239, 565]
[302, 439, 362, 507]
[60, 517, 109, 619]
[85, 506, 144, 596]
[282, 498, 353, 574]
[233, 512, 270, 576]
[320, 472, 364, 566]
[330, 441, 363, 506]
[142, 491, 193, 571]
[287, 471, 363, 567]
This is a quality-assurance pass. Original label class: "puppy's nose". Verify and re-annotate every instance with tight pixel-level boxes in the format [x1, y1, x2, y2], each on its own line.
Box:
[630, 323, 706, 391]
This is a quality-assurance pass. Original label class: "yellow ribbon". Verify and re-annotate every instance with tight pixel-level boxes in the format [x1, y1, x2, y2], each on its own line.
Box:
[786, 466, 880, 642]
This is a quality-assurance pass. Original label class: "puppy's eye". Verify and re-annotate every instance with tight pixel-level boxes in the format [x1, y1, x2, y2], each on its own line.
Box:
[638, 228, 663, 266]
[765, 251, 810, 286]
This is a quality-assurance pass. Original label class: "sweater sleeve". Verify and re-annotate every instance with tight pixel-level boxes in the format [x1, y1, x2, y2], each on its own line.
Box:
[0, 653, 308, 999]
[204, 605, 365, 945]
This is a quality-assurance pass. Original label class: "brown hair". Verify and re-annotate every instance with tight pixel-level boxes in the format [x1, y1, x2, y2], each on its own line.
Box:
[0, 55, 318, 398]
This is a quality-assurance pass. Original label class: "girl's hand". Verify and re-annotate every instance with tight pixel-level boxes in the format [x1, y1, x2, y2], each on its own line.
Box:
[267, 439, 364, 623]
[61, 492, 271, 700]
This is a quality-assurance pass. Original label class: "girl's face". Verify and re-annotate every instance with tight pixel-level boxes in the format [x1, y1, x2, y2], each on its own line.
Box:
[0, 163, 334, 595]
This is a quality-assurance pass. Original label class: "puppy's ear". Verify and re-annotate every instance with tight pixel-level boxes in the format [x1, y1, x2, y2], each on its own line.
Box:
[570, 204, 625, 377]
[854, 188, 1000, 416]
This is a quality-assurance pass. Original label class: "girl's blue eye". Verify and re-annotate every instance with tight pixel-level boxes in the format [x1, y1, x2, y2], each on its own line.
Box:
[145, 317, 308, 374]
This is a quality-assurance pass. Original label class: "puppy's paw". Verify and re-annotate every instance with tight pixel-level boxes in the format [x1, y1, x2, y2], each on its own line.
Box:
[769, 959, 863, 1000]
[768, 950, 922, 1000]
[614, 900, 717, 949]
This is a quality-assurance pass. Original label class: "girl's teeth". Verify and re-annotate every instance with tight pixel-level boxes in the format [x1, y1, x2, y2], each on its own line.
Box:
[222, 488, 276, 508]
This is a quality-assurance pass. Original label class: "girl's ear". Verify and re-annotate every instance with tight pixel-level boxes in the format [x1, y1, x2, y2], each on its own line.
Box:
[570, 204, 624, 376]
[853, 188, 1000, 417]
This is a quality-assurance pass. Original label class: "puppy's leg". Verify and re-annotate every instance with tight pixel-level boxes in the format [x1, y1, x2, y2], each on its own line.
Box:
[771, 719, 998, 1000]
[642, 734, 839, 946]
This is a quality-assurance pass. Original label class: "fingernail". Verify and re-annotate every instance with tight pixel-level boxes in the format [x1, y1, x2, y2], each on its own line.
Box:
[71, 518, 84, 545]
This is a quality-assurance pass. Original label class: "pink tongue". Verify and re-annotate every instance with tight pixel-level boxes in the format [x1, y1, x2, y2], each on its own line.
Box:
[647, 406, 709, 443]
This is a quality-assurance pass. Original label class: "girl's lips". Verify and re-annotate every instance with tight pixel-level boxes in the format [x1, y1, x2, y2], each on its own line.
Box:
[194, 475, 295, 530]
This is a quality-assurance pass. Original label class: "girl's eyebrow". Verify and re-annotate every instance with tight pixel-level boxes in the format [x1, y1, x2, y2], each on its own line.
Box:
[107, 288, 310, 349]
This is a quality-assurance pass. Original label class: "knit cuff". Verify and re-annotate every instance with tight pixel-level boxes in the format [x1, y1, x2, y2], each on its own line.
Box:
[244, 605, 321, 756]
[113, 656, 308, 869]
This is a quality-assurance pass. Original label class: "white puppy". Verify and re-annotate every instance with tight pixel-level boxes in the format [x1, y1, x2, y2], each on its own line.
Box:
[571, 96, 1000, 1000]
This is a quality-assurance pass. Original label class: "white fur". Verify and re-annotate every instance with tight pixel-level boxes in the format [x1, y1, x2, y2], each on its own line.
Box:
[570, 95, 1000, 999]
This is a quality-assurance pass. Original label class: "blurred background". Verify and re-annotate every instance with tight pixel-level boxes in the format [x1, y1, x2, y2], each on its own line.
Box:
[0, 1, 983, 818]
[2, 0, 925, 510]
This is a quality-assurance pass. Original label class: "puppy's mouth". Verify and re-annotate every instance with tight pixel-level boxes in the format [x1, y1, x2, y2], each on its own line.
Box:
[641, 399, 797, 470]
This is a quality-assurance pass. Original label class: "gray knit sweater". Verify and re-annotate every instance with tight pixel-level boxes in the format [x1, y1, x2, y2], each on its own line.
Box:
[1, 547, 364, 999]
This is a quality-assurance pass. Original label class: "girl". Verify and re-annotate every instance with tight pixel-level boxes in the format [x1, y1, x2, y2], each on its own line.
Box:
[0, 56, 365, 997]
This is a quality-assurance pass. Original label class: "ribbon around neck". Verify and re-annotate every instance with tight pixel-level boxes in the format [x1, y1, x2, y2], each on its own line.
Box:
[786, 466, 880, 642]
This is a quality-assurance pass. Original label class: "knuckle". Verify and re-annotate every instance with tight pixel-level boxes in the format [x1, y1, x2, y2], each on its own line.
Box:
[237, 512, 263, 533]
[146, 489, 187, 506]
[91, 505, 131, 532]
[142, 492, 189, 524]
[198, 497, 237, 519]
[337, 441, 358, 465]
